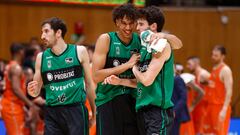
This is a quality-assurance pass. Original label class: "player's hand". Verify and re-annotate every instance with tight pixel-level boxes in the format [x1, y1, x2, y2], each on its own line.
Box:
[219, 108, 227, 122]
[103, 75, 121, 85]
[149, 33, 165, 45]
[27, 81, 40, 97]
[127, 53, 140, 68]
[89, 116, 96, 128]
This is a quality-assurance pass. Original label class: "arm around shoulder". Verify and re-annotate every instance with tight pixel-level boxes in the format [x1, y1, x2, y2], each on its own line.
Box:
[133, 44, 171, 86]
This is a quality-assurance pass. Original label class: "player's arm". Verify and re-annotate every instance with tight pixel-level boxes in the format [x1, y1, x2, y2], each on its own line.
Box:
[163, 33, 183, 50]
[103, 75, 137, 88]
[27, 53, 43, 97]
[33, 96, 46, 106]
[219, 66, 233, 121]
[151, 33, 183, 50]
[77, 46, 96, 127]
[10, 64, 34, 107]
[92, 34, 140, 83]
[133, 44, 171, 86]
[187, 80, 205, 112]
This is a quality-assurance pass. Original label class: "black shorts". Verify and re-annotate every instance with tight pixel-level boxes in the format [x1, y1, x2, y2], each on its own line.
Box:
[97, 94, 139, 135]
[44, 103, 88, 135]
[137, 106, 174, 135]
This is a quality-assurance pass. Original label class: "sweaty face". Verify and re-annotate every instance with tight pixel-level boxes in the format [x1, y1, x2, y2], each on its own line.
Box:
[136, 18, 149, 35]
[186, 60, 196, 72]
[116, 16, 136, 39]
[211, 49, 224, 64]
[41, 23, 57, 48]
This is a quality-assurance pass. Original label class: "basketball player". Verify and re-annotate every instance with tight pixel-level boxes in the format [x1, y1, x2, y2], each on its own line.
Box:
[204, 45, 233, 135]
[133, 6, 182, 135]
[186, 56, 210, 134]
[1, 43, 38, 135]
[92, 4, 141, 135]
[132, 6, 176, 134]
[27, 17, 96, 135]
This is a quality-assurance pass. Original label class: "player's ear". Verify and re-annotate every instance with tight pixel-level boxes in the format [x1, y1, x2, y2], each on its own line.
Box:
[56, 29, 62, 38]
[115, 19, 120, 27]
[149, 23, 157, 32]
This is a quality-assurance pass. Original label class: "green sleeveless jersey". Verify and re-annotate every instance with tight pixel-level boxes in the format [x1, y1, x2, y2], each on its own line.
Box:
[95, 32, 141, 107]
[41, 44, 86, 106]
[136, 46, 174, 111]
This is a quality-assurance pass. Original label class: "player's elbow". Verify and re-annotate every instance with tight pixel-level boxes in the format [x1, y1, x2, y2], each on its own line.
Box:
[92, 73, 102, 84]
[92, 76, 100, 84]
[176, 40, 183, 49]
[141, 78, 154, 87]
[169, 35, 183, 50]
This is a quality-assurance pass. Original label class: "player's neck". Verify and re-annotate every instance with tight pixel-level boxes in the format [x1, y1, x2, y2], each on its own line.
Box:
[51, 39, 67, 56]
[116, 32, 132, 45]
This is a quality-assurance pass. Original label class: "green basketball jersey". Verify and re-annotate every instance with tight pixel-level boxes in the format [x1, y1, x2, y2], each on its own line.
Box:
[136, 46, 174, 111]
[95, 32, 141, 107]
[41, 44, 86, 106]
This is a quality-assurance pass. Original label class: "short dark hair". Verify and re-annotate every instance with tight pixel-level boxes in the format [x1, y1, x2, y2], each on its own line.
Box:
[10, 43, 24, 56]
[41, 17, 67, 38]
[138, 6, 165, 32]
[112, 3, 138, 23]
[187, 56, 200, 64]
[214, 45, 226, 55]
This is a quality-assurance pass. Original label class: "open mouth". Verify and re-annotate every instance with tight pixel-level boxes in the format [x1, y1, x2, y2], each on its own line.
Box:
[123, 30, 132, 36]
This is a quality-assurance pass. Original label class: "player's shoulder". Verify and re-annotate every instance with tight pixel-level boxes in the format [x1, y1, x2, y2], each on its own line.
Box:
[36, 52, 43, 58]
[98, 33, 110, 41]
[95, 33, 111, 52]
[200, 68, 210, 76]
[222, 64, 232, 73]
[76, 45, 87, 53]
[9, 62, 22, 73]
[36, 52, 43, 61]
[75, 45, 89, 62]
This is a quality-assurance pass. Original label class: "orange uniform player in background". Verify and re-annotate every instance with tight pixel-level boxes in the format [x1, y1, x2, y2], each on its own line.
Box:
[2, 61, 26, 135]
[1, 43, 38, 135]
[203, 45, 233, 135]
[86, 99, 96, 135]
[180, 88, 195, 135]
[175, 64, 204, 135]
[186, 56, 211, 134]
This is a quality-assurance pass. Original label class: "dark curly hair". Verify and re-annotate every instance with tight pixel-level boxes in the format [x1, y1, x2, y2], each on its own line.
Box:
[138, 6, 165, 32]
[41, 17, 67, 38]
[112, 3, 138, 23]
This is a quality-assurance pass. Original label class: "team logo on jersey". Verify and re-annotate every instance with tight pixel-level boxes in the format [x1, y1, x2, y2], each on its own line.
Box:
[57, 93, 66, 103]
[137, 88, 142, 98]
[65, 57, 73, 64]
[47, 60, 52, 68]
[113, 59, 120, 67]
[47, 73, 53, 81]
[116, 46, 120, 55]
